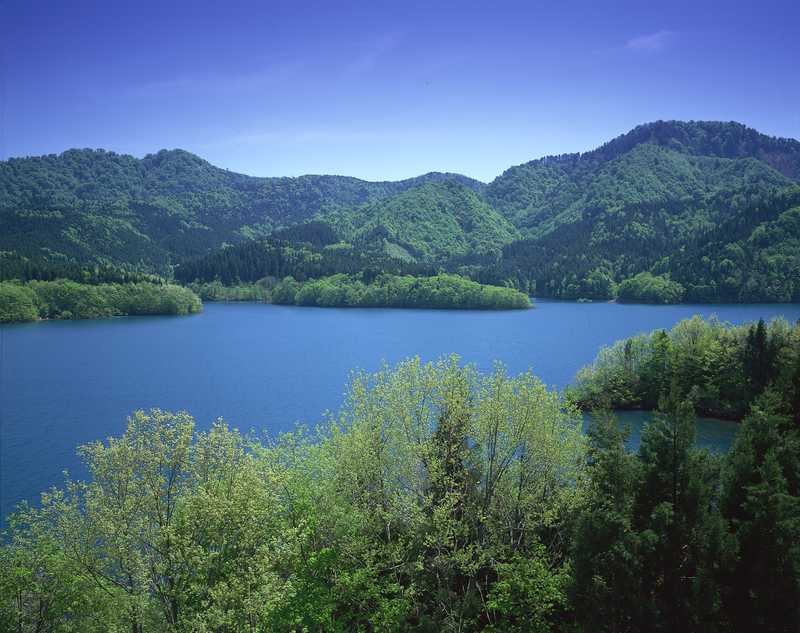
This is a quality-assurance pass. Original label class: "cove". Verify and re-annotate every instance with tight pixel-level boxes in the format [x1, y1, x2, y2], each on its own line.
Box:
[2, 299, 800, 523]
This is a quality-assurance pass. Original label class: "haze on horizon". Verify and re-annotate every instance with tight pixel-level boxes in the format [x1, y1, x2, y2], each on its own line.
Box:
[3, 0, 799, 182]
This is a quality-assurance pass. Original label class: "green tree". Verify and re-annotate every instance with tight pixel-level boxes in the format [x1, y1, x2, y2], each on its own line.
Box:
[634, 394, 730, 632]
[571, 409, 643, 633]
[721, 393, 800, 632]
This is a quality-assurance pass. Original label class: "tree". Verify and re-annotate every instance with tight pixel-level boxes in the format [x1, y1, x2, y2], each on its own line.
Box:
[721, 392, 800, 633]
[743, 318, 777, 397]
[634, 393, 730, 632]
[571, 409, 643, 633]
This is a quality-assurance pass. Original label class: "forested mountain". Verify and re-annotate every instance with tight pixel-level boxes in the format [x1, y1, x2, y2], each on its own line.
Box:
[486, 122, 798, 236]
[0, 148, 482, 271]
[325, 181, 519, 261]
[475, 185, 800, 302]
[475, 121, 800, 301]
[2, 120, 800, 303]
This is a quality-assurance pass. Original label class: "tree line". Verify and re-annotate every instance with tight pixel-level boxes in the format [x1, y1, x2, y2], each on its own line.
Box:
[471, 186, 800, 303]
[269, 273, 531, 310]
[0, 279, 202, 322]
[570, 316, 800, 421]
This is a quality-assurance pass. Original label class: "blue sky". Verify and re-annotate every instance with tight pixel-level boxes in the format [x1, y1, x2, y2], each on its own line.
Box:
[2, 0, 799, 181]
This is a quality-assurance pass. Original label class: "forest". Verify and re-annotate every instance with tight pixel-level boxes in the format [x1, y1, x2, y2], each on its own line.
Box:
[570, 315, 800, 420]
[270, 273, 531, 309]
[2, 121, 800, 305]
[2, 321, 799, 632]
[0, 279, 201, 322]
[191, 273, 531, 310]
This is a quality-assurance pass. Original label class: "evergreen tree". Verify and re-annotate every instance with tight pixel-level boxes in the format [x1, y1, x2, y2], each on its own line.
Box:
[634, 392, 729, 632]
[571, 409, 643, 633]
[721, 392, 800, 632]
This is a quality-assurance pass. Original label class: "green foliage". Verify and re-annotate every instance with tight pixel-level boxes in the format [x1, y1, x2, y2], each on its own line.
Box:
[570, 409, 644, 633]
[0, 279, 201, 322]
[617, 272, 685, 304]
[0, 148, 482, 273]
[174, 231, 436, 286]
[474, 122, 800, 302]
[270, 273, 531, 309]
[3, 347, 800, 631]
[485, 549, 570, 633]
[189, 278, 271, 302]
[720, 393, 800, 632]
[1, 357, 586, 632]
[326, 181, 519, 261]
[571, 316, 800, 419]
[486, 121, 800, 234]
[3, 121, 799, 304]
[0, 282, 38, 322]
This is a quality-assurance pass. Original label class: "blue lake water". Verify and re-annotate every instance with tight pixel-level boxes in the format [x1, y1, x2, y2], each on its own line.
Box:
[3, 300, 800, 523]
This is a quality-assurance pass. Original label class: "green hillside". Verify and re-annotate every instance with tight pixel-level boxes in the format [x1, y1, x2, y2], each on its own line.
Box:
[2, 120, 800, 304]
[325, 181, 519, 261]
[0, 148, 483, 271]
[486, 122, 799, 236]
[473, 121, 800, 301]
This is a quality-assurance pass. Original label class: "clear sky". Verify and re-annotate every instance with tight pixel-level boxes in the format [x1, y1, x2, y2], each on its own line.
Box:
[2, 0, 799, 182]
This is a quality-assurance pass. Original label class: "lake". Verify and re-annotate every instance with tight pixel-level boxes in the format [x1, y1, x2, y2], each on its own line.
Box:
[3, 300, 800, 523]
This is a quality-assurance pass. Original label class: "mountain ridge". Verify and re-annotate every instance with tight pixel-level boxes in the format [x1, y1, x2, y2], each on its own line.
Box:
[2, 120, 799, 302]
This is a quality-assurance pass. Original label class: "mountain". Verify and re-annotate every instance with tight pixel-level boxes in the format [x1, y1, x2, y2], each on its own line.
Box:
[324, 181, 519, 261]
[2, 120, 799, 302]
[0, 148, 483, 271]
[474, 121, 800, 301]
[486, 121, 800, 236]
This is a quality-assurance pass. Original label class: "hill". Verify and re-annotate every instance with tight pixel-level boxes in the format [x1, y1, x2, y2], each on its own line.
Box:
[485, 121, 800, 236]
[324, 181, 519, 261]
[0, 148, 483, 271]
[474, 121, 800, 301]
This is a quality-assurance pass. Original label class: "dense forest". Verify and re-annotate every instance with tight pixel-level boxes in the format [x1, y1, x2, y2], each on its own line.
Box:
[192, 273, 531, 310]
[3, 331, 799, 631]
[271, 273, 531, 309]
[475, 184, 800, 302]
[322, 181, 519, 261]
[173, 222, 437, 286]
[0, 280, 201, 322]
[2, 120, 799, 305]
[0, 148, 482, 271]
[570, 315, 800, 420]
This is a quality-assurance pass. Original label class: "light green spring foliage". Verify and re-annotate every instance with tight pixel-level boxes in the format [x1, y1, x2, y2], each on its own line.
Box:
[271, 273, 532, 310]
[190, 273, 531, 310]
[0, 279, 202, 322]
[616, 272, 685, 304]
[188, 278, 272, 302]
[0, 282, 39, 321]
[326, 181, 519, 261]
[570, 315, 800, 419]
[0, 357, 585, 632]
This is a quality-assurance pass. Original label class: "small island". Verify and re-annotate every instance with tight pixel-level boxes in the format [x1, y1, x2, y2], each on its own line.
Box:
[192, 273, 531, 310]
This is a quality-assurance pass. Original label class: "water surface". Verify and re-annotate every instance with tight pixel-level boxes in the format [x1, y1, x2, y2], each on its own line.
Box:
[2, 300, 799, 522]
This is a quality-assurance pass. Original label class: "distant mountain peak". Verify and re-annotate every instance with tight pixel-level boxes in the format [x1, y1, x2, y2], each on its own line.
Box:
[592, 120, 800, 178]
